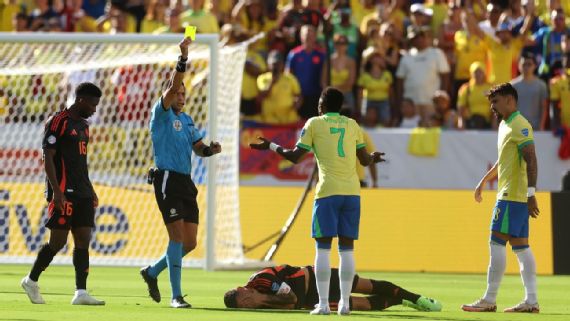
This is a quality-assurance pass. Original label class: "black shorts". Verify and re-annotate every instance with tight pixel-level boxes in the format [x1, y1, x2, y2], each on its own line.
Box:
[153, 169, 199, 224]
[46, 195, 95, 230]
[305, 266, 359, 309]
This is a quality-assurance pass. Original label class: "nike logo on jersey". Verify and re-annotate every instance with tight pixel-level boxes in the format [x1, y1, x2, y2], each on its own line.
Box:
[71, 129, 78, 136]
[66, 189, 74, 193]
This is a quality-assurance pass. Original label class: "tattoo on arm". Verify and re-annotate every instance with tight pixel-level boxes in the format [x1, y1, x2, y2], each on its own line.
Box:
[521, 144, 538, 188]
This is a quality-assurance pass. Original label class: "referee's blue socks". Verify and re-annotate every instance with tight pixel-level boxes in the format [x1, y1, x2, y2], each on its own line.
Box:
[167, 240, 183, 298]
[148, 247, 189, 279]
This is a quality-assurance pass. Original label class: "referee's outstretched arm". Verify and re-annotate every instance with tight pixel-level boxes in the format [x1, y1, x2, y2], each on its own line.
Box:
[162, 37, 193, 110]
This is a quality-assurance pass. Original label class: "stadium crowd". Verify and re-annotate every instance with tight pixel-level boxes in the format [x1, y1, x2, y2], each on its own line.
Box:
[1, 0, 570, 131]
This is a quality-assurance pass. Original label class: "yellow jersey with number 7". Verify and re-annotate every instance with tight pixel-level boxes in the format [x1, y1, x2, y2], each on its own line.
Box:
[296, 113, 366, 199]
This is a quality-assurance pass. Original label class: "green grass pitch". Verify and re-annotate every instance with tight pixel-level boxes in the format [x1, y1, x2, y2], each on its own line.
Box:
[1, 264, 569, 321]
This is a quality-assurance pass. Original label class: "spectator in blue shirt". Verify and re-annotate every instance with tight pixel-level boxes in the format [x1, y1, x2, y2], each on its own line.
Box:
[531, 8, 568, 81]
[286, 24, 325, 119]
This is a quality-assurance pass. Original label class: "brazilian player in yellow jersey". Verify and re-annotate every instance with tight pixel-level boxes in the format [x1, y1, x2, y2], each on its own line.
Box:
[462, 83, 540, 314]
[250, 87, 385, 316]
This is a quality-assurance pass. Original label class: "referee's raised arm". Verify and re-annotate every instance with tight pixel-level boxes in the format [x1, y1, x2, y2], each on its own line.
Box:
[162, 37, 192, 110]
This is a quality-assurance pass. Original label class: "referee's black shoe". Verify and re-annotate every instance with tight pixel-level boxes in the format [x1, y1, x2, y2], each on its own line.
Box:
[140, 266, 161, 303]
[171, 296, 192, 308]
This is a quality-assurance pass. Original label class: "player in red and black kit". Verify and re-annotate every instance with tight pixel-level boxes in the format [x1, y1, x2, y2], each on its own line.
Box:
[224, 265, 442, 312]
[21, 82, 105, 306]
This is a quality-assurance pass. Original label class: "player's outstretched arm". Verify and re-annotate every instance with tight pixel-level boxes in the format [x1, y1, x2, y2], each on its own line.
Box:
[474, 160, 498, 203]
[193, 140, 221, 157]
[162, 37, 193, 109]
[250, 136, 308, 164]
[521, 143, 539, 218]
[356, 147, 386, 166]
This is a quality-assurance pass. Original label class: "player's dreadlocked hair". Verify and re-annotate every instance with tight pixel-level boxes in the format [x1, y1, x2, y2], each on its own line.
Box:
[75, 82, 102, 98]
[224, 289, 238, 308]
[486, 82, 518, 102]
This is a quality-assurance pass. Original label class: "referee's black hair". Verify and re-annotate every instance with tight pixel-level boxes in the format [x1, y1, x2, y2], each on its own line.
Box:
[320, 87, 344, 113]
[75, 82, 102, 98]
[487, 82, 518, 102]
[224, 289, 238, 308]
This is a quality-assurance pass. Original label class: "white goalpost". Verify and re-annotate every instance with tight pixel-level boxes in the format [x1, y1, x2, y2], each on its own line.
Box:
[0, 32, 252, 270]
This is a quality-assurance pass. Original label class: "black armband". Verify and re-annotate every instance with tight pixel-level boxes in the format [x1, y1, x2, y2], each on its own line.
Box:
[176, 55, 188, 73]
[202, 146, 213, 157]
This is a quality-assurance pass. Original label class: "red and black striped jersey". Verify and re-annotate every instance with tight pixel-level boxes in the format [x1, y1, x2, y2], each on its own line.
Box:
[245, 265, 308, 309]
[42, 110, 93, 200]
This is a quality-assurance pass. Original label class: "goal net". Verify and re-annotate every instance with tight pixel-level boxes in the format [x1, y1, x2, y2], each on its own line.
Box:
[0, 33, 247, 270]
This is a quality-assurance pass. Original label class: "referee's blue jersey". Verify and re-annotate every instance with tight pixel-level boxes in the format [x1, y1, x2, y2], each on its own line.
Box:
[150, 98, 203, 175]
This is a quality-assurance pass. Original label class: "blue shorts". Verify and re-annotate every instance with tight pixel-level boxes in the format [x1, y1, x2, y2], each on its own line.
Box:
[490, 200, 529, 238]
[312, 195, 360, 239]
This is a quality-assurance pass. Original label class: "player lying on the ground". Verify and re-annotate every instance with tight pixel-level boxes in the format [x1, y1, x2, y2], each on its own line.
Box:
[223, 264, 442, 312]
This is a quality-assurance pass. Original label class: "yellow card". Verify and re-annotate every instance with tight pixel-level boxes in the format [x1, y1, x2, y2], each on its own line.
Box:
[185, 25, 197, 40]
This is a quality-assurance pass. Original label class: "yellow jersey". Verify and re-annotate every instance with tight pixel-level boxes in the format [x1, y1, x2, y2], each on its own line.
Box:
[427, 3, 448, 35]
[454, 31, 487, 80]
[350, 0, 376, 25]
[357, 71, 392, 101]
[331, 68, 349, 88]
[180, 9, 219, 34]
[549, 74, 570, 126]
[356, 130, 376, 181]
[297, 113, 365, 199]
[497, 111, 534, 202]
[457, 81, 493, 121]
[257, 72, 301, 124]
[141, 19, 165, 34]
[484, 35, 523, 84]
[0, 3, 19, 31]
[242, 50, 267, 100]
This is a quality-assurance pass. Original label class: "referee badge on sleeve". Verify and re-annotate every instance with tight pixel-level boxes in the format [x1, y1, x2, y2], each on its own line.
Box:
[47, 135, 56, 144]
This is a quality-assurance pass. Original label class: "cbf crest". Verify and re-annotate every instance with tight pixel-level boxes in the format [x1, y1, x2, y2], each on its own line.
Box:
[173, 119, 182, 131]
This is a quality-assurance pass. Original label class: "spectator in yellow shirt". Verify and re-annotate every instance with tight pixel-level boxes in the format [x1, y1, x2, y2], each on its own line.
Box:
[0, 0, 20, 31]
[457, 62, 495, 129]
[358, 51, 393, 127]
[453, 10, 488, 106]
[153, 7, 184, 34]
[231, 0, 278, 54]
[550, 53, 570, 129]
[467, 4, 534, 84]
[256, 51, 302, 125]
[322, 34, 356, 111]
[181, 0, 220, 34]
[96, 2, 137, 33]
[141, 0, 167, 33]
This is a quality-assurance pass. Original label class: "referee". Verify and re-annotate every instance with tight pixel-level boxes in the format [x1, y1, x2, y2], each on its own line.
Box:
[140, 36, 221, 308]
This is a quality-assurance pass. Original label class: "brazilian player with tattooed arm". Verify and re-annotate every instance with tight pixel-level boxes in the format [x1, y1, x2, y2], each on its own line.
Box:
[139, 36, 222, 308]
[250, 87, 385, 315]
[224, 264, 442, 312]
[462, 83, 540, 313]
[21, 82, 104, 305]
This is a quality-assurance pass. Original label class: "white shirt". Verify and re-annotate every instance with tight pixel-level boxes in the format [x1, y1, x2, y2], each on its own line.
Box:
[396, 47, 450, 105]
[479, 20, 498, 40]
[400, 115, 421, 128]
